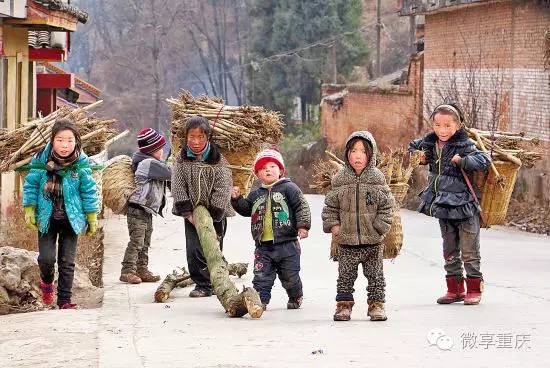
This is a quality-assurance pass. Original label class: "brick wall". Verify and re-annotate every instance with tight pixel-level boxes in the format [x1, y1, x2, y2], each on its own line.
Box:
[424, 0, 550, 200]
[320, 53, 424, 151]
[424, 1, 550, 137]
[321, 88, 416, 151]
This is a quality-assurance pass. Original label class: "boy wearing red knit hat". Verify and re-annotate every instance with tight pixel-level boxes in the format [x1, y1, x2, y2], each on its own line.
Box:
[120, 128, 172, 284]
[231, 147, 311, 310]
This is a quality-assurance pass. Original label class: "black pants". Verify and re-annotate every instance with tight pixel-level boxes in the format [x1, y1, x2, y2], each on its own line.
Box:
[37, 218, 78, 305]
[253, 241, 303, 305]
[185, 217, 227, 291]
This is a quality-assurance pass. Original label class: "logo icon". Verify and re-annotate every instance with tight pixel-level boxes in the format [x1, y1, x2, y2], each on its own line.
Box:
[427, 328, 454, 351]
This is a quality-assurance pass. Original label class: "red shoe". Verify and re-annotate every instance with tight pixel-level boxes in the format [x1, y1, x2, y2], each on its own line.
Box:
[436, 276, 465, 304]
[464, 277, 483, 305]
[59, 303, 78, 309]
[40, 280, 54, 306]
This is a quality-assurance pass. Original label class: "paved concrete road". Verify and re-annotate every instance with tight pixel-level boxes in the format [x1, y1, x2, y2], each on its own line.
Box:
[1, 195, 549, 368]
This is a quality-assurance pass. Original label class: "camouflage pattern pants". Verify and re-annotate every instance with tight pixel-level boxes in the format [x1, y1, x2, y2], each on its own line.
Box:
[121, 206, 153, 274]
[336, 244, 385, 303]
[439, 215, 482, 279]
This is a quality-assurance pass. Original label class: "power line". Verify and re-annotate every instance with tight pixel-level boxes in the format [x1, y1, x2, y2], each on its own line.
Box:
[178, 23, 376, 87]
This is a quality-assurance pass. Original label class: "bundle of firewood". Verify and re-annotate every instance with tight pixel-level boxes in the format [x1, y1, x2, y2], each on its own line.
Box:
[167, 91, 284, 194]
[168, 91, 283, 152]
[465, 127, 542, 169]
[0, 101, 118, 172]
[310, 150, 422, 193]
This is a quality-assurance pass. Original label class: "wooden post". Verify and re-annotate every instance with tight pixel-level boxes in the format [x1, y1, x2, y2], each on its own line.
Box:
[376, 0, 382, 77]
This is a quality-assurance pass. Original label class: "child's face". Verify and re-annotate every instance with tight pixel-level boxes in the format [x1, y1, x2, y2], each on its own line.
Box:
[52, 129, 76, 158]
[151, 148, 163, 160]
[186, 127, 208, 153]
[257, 161, 281, 185]
[433, 113, 460, 142]
[348, 140, 369, 174]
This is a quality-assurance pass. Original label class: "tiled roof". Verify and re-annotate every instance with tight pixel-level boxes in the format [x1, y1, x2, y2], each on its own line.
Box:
[366, 69, 407, 89]
[32, 0, 88, 24]
[398, 0, 490, 16]
[28, 31, 52, 48]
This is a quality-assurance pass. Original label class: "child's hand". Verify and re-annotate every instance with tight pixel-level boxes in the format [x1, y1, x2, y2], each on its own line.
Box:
[231, 186, 241, 199]
[86, 213, 98, 236]
[298, 228, 309, 239]
[24, 206, 38, 231]
[418, 151, 427, 164]
[451, 154, 461, 165]
[331, 225, 340, 237]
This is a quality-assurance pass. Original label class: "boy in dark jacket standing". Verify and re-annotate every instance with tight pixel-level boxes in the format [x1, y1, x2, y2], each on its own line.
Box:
[409, 103, 490, 305]
[322, 131, 394, 322]
[120, 128, 172, 284]
[231, 147, 311, 310]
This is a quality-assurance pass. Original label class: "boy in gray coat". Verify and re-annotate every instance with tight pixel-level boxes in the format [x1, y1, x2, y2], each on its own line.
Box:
[120, 128, 172, 284]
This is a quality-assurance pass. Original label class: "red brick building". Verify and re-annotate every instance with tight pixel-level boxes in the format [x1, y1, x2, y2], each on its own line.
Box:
[399, 0, 550, 199]
[320, 52, 424, 152]
[321, 0, 549, 200]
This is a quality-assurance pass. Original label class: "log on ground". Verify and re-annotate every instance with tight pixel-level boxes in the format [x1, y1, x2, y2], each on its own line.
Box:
[193, 205, 263, 318]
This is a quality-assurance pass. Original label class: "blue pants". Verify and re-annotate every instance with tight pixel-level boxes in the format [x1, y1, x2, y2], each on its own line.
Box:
[253, 240, 303, 304]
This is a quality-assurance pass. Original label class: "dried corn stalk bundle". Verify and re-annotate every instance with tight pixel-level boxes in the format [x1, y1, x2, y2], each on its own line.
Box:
[101, 155, 135, 215]
[168, 90, 283, 152]
[0, 101, 118, 172]
[310, 150, 422, 193]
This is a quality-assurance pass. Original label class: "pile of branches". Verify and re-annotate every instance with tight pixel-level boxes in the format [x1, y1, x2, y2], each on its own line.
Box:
[167, 90, 283, 152]
[310, 150, 422, 193]
[466, 127, 543, 169]
[505, 198, 550, 236]
[0, 101, 117, 172]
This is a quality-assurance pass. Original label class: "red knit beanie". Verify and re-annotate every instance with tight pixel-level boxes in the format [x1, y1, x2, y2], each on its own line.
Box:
[253, 146, 285, 175]
[137, 128, 166, 154]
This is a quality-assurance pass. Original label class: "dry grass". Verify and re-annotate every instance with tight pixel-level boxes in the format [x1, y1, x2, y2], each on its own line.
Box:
[102, 156, 135, 214]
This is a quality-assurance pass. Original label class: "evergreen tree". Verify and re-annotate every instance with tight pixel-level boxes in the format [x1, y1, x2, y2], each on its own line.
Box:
[247, 0, 368, 125]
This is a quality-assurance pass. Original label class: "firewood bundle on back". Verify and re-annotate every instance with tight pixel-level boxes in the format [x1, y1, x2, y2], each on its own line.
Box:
[465, 127, 542, 169]
[167, 90, 284, 195]
[0, 101, 118, 173]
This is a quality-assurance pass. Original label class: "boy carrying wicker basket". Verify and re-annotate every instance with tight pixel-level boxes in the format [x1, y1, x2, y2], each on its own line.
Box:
[409, 103, 491, 305]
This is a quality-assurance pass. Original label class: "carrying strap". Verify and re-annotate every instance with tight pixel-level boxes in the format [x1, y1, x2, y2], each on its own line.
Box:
[460, 167, 489, 227]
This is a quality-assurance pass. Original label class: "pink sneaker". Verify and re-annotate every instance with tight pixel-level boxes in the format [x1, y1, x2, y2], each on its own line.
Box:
[39, 280, 54, 305]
